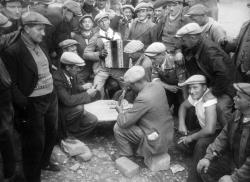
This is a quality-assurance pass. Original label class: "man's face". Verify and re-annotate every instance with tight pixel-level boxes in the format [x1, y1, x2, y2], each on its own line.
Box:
[25, 24, 46, 43]
[147, 8, 154, 18]
[154, 7, 164, 19]
[80, 17, 94, 31]
[66, 65, 81, 76]
[64, 45, 78, 54]
[96, 0, 106, 10]
[234, 91, 250, 111]
[63, 8, 74, 22]
[167, 2, 182, 17]
[152, 53, 165, 66]
[181, 35, 198, 49]
[5, 1, 22, 19]
[189, 83, 207, 100]
[98, 17, 110, 31]
[137, 9, 148, 21]
[189, 15, 205, 26]
[123, 8, 133, 21]
[85, 0, 95, 6]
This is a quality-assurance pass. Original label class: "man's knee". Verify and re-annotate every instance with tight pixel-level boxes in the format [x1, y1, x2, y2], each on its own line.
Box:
[85, 112, 98, 125]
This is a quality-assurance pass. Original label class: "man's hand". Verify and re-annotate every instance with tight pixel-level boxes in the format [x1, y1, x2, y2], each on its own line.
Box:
[86, 88, 97, 97]
[178, 135, 193, 145]
[175, 52, 184, 64]
[219, 175, 233, 182]
[82, 83, 93, 90]
[178, 124, 188, 135]
[99, 49, 108, 59]
[165, 84, 179, 93]
[197, 158, 210, 174]
[115, 104, 123, 114]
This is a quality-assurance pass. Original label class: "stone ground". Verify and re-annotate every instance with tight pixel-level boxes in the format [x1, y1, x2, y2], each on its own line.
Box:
[41, 1, 250, 181]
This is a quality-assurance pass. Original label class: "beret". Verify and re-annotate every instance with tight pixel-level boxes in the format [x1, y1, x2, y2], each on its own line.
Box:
[60, 52, 86, 66]
[233, 83, 250, 97]
[124, 66, 145, 83]
[175, 22, 202, 37]
[144, 42, 166, 57]
[58, 39, 79, 49]
[178, 75, 206, 87]
[63, 0, 82, 16]
[21, 11, 52, 26]
[124, 40, 144, 54]
[185, 4, 208, 16]
[0, 13, 12, 28]
[32, 0, 53, 5]
[94, 12, 109, 23]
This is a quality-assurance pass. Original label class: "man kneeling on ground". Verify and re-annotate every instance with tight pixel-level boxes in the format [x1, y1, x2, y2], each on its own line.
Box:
[113, 66, 174, 165]
[53, 52, 99, 140]
[177, 74, 221, 182]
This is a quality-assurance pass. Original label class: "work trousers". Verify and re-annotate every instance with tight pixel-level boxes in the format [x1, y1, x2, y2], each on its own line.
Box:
[113, 123, 144, 156]
[21, 91, 58, 182]
[0, 102, 16, 180]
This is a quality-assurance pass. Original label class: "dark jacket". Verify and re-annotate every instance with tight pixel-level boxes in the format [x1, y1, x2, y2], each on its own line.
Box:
[205, 111, 250, 182]
[185, 37, 236, 98]
[2, 37, 52, 109]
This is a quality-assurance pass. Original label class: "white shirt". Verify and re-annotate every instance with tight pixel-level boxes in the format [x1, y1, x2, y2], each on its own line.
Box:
[188, 89, 217, 128]
[99, 28, 121, 43]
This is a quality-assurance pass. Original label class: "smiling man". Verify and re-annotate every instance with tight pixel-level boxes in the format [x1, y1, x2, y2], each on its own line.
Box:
[177, 74, 221, 182]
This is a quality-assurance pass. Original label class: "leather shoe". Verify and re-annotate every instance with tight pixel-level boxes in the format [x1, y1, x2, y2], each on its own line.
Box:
[42, 162, 60, 172]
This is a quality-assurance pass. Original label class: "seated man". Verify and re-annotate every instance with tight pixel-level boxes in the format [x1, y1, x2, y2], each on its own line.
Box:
[113, 66, 174, 165]
[53, 52, 98, 140]
[197, 83, 250, 182]
[177, 75, 221, 182]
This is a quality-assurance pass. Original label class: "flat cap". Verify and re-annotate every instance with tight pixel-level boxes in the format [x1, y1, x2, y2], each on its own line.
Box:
[94, 12, 109, 23]
[135, 2, 150, 12]
[185, 4, 208, 16]
[153, 0, 184, 9]
[32, 0, 53, 5]
[0, 13, 12, 28]
[124, 66, 145, 83]
[122, 4, 135, 12]
[144, 42, 166, 57]
[79, 14, 94, 23]
[63, 0, 82, 16]
[2, 0, 23, 4]
[178, 75, 206, 87]
[59, 39, 79, 49]
[60, 52, 86, 66]
[175, 22, 202, 37]
[233, 83, 250, 97]
[21, 11, 52, 26]
[124, 40, 144, 54]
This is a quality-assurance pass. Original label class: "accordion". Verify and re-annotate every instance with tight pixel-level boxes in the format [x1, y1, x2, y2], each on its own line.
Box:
[104, 40, 131, 68]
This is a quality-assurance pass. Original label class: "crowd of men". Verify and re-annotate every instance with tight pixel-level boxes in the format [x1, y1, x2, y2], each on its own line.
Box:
[0, 0, 250, 182]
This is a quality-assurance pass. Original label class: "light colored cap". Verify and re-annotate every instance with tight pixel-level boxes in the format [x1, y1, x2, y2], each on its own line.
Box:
[59, 39, 79, 49]
[175, 22, 202, 37]
[144, 42, 166, 57]
[135, 2, 150, 12]
[233, 83, 250, 97]
[21, 11, 52, 26]
[124, 40, 144, 54]
[63, 0, 82, 16]
[0, 13, 12, 28]
[79, 14, 94, 23]
[185, 4, 208, 16]
[178, 74, 206, 87]
[153, 0, 184, 9]
[33, 0, 53, 5]
[122, 4, 135, 12]
[94, 12, 109, 23]
[124, 66, 145, 83]
[60, 52, 86, 66]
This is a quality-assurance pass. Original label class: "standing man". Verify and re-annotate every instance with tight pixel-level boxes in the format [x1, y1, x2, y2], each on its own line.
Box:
[81, 0, 99, 18]
[176, 23, 236, 128]
[113, 66, 174, 165]
[197, 83, 250, 182]
[2, 11, 59, 182]
[153, 5, 165, 24]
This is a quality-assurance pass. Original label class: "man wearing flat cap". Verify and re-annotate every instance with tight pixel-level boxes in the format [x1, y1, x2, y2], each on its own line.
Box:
[113, 65, 174, 166]
[185, 3, 226, 45]
[53, 52, 98, 141]
[84, 12, 125, 98]
[2, 11, 59, 182]
[176, 22, 237, 133]
[177, 74, 221, 182]
[197, 83, 250, 182]
[128, 1, 155, 47]
[1, 0, 23, 34]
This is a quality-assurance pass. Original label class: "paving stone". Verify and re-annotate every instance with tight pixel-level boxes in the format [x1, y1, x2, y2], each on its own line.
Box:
[115, 157, 140, 178]
[145, 153, 170, 172]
